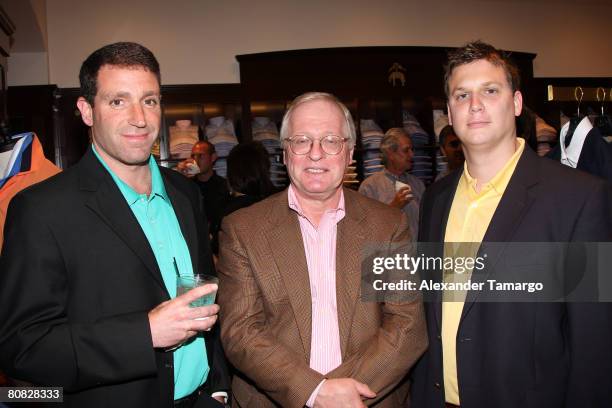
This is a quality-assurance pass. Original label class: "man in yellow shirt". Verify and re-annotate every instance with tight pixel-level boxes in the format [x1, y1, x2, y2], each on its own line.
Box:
[411, 41, 612, 408]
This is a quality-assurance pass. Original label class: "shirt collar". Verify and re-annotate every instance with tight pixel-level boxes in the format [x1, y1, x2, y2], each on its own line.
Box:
[461, 137, 525, 198]
[560, 116, 593, 168]
[383, 168, 410, 183]
[287, 184, 346, 219]
[92, 144, 168, 205]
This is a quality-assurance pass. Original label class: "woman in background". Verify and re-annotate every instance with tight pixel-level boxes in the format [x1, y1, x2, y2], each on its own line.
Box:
[212, 141, 276, 255]
[224, 140, 276, 214]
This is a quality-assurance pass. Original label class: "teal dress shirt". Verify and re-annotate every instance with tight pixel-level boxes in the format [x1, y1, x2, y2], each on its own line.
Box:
[93, 145, 208, 399]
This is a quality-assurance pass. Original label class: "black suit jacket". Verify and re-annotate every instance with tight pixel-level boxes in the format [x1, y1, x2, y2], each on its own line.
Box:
[411, 147, 612, 408]
[0, 148, 229, 407]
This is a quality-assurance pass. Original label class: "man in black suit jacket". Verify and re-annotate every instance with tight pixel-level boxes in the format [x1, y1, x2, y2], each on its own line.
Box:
[411, 41, 612, 408]
[0, 43, 228, 407]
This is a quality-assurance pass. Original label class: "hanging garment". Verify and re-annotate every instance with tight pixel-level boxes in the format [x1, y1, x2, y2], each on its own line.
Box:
[0, 133, 61, 249]
[548, 117, 612, 184]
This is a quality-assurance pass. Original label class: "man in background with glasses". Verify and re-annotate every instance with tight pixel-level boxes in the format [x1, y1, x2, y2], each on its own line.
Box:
[359, 127, 425, 240]
[217, 92, 427, 407]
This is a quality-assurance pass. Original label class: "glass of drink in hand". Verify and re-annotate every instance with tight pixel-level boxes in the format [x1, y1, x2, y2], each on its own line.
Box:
[177, 274, 219, 318]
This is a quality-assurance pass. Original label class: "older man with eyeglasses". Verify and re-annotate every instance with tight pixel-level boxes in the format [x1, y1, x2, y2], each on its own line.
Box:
[359, 127, 426, 241]
[216, 92, 427, 408]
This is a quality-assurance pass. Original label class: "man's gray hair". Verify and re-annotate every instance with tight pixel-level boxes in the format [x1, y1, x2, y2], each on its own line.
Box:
[280, 92, 356, 149]
[380, 127, 410, 165]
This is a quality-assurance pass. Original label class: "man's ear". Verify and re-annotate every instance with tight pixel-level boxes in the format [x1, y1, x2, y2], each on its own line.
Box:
[447, 102, 453, 126]
[77, 97, 94, 127]
[513, 91, 523, 117]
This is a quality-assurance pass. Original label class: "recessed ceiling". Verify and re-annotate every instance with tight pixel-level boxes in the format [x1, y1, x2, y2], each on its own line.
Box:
[0, 0, 46, 53]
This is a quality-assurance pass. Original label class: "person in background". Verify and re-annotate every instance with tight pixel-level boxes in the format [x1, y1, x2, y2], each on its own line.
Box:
[225, 140, 276, 214]
[217, 92, 427, 407]
[0, 42, 228, 408]
[435, 125, 464, 181]
[179, 140, 230, 247]
[210, 140, 276, 254]
[358, 127, 425, 240]
[516, 105, 538, 152]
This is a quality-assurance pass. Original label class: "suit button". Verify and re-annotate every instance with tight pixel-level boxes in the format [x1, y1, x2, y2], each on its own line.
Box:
[165, 362, 173, 369]
[434, 382, 441, 389]
[436, 334, 441, 340]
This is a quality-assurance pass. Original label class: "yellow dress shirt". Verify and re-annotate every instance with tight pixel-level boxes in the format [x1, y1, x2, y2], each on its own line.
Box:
[442, 138, 525, 405]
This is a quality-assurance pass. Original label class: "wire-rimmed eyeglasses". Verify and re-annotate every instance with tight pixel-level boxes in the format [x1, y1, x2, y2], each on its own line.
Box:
[285, 134, 349, 155]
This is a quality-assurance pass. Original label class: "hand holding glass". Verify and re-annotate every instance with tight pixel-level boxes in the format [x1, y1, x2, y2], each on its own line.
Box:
[177, 274, 219, 319]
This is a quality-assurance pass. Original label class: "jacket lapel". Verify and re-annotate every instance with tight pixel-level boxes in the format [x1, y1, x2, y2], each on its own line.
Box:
[335, 191, 367, 359]
[461, 148, 539, 320]
[79, 149, 168, 295]
[428, 172, 461, 332]
[264, 192, 313, 360]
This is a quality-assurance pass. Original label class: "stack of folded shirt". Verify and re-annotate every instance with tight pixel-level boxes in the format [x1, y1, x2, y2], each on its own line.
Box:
[436, 151, 448, 177]
[433, 110, 450, 144]
[343, 160, 359, 189]
[536, 116, 557, 157]
[207, 116, 238, 178]
[411, 152, 434, 183]
[151, 138, 161, 158]
[403, 112, 433, 184]
[252, 117, 287, 188]
[434, 115, 449, 178]
[403, 112, 430, 146]
[360, 119, 384, 178]
[169, 120, 199, 159]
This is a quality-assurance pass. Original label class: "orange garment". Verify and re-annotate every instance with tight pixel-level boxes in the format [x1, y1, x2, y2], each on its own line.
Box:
[0, 134, 61, 249]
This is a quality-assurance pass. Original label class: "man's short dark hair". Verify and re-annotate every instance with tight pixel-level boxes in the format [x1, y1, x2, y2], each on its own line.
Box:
[195, 140, 216, 156]
[79, 42, 161, 105]
[444, 40, 520, 97]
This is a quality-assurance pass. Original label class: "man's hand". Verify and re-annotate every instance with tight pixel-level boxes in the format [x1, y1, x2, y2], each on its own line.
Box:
[313, 378, 376, 408]
[176, 159, 190, 175]
[148, 284, 219, 349]
[176, 158, 199, 177]
[389, 186, 413, 209]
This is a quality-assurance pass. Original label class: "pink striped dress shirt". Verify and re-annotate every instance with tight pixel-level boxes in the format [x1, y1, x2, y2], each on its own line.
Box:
[288, 185, 345, 406]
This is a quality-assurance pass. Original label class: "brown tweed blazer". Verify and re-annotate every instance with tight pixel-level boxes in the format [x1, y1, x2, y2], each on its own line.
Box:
[217, 188, 427, 407]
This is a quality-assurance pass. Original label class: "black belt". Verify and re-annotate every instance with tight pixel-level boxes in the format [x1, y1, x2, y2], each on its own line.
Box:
[174, 385, 205, 408]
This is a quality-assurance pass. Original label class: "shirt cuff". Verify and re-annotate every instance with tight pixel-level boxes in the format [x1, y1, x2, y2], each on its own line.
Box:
[211, 391, 228, 403]
[305, 379, 326, 408]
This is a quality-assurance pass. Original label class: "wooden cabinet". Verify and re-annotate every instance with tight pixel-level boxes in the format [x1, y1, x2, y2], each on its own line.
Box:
[0, 5, 15, 142]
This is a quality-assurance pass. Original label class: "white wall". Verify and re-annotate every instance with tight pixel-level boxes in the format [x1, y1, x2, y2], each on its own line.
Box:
[7, 52, 49, 86]
[5, 0, 49, 86]
[38, 0, 612, 87]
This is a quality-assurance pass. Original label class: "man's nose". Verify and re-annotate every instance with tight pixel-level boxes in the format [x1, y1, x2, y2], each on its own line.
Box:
[128, 104, 146, 127]
[308, 139, 323, 160]
[470, 94, 484, 113]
